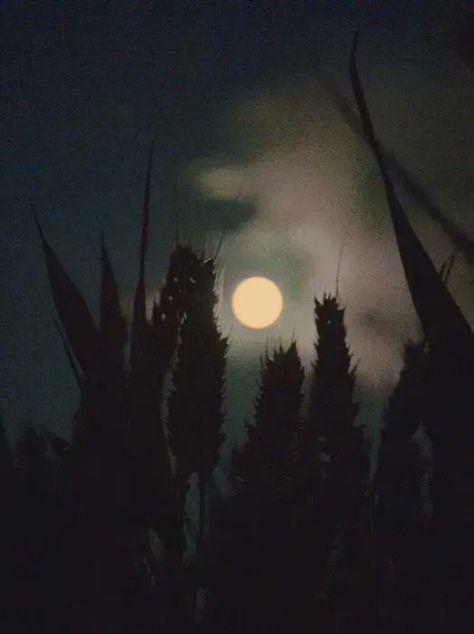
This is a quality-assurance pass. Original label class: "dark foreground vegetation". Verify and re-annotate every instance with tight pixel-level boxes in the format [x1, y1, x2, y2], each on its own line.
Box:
[1, 38, 473, 634]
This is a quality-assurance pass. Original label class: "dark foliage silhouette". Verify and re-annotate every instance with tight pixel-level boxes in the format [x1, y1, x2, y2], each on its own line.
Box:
[167, 249, 227, 557]
[234, 342, 304, 498]
[297, 294, 371, 633]
[207, 342, 305, 634]
[351, 33, 474, 630]
[29, 155, 219, 632]
[374, 341, 429, 630]
[304, 295, 363, 493]
[165, 247, 228, 631]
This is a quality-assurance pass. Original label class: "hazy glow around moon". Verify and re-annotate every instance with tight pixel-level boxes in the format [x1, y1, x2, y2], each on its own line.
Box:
[231, 276, 283, 329]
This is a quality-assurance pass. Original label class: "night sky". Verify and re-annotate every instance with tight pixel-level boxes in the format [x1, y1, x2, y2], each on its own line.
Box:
[2, 0, 473, 457]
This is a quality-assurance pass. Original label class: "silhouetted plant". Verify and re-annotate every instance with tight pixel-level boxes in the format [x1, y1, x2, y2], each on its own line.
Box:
[375, 342, 428, 532]
[206, 342, 304, 634]
[0, 412, 13, 477]
[306, 295, 364, 519]
[33, 151, 202, 631]
[167, 249, 227, 559]
[16, 37, 473, 632]
[297, 293, 371, 631]
[374, 342, 429, 629]
[99, 233, 128, 371]
[0, 412, 20, 629]
[234, 341, 304, 499]
[351, 36, 474, 630]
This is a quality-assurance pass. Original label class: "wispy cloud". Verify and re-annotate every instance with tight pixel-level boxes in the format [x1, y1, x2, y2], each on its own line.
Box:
[194, 73, 473, 400]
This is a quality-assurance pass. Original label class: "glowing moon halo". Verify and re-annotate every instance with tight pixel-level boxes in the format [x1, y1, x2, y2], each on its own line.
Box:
[231, 277, 283, 329]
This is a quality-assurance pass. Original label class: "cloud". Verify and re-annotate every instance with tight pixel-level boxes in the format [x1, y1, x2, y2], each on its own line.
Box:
[194, 71, 473, 406]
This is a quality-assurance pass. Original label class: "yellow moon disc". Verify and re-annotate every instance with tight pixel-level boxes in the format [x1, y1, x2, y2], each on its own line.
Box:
[231, 276, 283, 329]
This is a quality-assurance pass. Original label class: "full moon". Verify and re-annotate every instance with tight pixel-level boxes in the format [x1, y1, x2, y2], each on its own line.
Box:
[231, 276, 283, 329]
